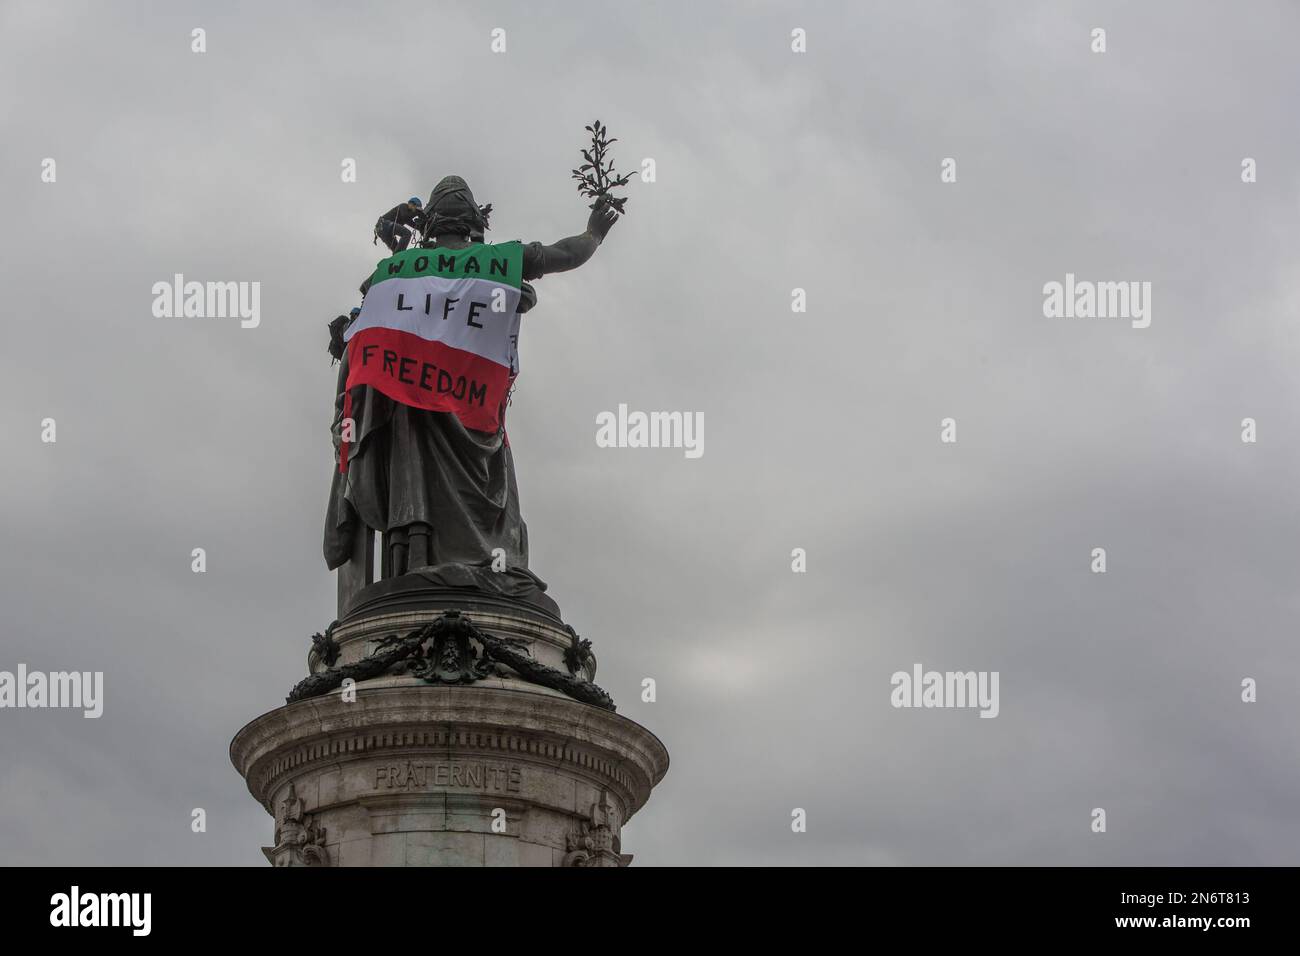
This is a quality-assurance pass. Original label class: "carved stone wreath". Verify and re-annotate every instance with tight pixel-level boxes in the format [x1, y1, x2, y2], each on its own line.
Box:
[563, 626, 595, 676]
[310, 624, 341, 669]
[287, 610, 615, 711]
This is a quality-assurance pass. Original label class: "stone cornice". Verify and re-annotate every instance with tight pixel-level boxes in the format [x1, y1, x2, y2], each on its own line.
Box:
[231, 683, 669, 819]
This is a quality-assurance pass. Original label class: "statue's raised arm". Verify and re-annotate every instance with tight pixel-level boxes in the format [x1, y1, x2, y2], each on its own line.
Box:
[526, 195, 620, 276]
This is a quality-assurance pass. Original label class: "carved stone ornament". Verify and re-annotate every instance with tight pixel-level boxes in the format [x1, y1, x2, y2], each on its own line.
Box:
[562, 790, 631, 867]
[264, 782, 330, 867]
[287, 610, 616, 711]
[406, 610, 497, 684]
[563, 625, 594, 675]
[308, 621, 343, 671]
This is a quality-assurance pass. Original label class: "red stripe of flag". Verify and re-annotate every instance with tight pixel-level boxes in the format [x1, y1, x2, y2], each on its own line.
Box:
[344, 327, 511, 436]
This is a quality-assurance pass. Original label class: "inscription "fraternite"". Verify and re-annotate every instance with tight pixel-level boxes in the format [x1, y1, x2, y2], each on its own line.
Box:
[375, 761, 522, 793]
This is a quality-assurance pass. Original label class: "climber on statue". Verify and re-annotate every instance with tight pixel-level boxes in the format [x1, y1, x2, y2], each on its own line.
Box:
[327, 307, 361, 364]
[373, 196, 426, 254]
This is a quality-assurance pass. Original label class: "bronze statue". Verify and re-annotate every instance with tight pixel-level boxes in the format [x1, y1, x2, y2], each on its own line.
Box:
[323, 173, 620, 612]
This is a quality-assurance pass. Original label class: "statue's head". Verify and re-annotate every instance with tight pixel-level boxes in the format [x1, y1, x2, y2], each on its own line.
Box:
[426, 175, 488, 240]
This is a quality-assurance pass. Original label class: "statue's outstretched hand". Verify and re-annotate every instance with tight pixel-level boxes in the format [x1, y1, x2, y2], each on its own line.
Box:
[586, 195, 619, 243]
[534, 198, 619, 275]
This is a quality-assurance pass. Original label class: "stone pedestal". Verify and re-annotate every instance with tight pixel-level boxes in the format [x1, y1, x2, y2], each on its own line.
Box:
[230, 579, 669, 867]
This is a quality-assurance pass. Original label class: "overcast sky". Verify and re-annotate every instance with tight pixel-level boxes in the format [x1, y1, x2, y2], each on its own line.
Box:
[2, 0, 1299, 865]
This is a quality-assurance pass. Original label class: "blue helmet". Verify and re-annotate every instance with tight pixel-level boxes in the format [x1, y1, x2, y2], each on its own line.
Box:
[349, 307, 361, 317]
[408, 196, 423, 207]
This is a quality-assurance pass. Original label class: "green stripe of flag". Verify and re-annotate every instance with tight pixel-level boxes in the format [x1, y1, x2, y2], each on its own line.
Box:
[368, 240, 524, 289]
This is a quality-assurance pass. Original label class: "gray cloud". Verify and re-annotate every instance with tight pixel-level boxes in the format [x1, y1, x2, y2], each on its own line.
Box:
[1, 0, 1298, 865]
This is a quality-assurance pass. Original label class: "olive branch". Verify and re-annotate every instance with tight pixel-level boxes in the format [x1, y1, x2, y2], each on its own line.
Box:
[571, 119, 632, 214]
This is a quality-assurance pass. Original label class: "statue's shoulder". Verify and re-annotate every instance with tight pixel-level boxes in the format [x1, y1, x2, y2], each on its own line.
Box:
[507, 240, 546, 281]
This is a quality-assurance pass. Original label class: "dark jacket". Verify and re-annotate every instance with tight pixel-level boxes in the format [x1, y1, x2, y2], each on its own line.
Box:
[377, 203, 426, 231]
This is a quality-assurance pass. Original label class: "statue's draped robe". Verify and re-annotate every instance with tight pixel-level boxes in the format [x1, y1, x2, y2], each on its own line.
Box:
[324, 240, 556, 609]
